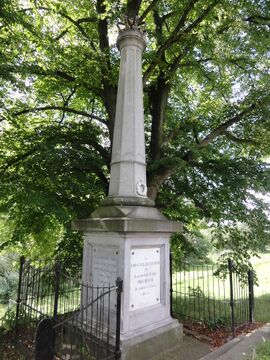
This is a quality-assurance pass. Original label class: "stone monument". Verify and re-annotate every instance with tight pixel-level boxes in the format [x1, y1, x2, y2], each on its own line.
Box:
[73, 17, 183, 360]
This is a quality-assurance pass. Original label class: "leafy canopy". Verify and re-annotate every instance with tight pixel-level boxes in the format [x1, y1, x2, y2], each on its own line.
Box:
[0, 0, 269, 262]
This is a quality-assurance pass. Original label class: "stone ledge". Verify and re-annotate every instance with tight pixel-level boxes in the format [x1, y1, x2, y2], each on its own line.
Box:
[101, 196, 155, 207]
[72, 217, 182, 233]
[72, 204, 182, 233]
[121, 319, 183, 360]
[90, 205, 167, 220]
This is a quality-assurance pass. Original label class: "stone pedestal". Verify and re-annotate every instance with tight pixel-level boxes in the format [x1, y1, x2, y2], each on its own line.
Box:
[73, 205, 183, 359]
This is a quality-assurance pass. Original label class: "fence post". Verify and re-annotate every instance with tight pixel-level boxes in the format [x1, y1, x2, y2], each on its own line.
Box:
[53, 261, 61, 321]
[170, 251, 173, 317]
[228, 258, 236, 338]
[15, 255, 25, 339]
[248, 269, 255, 323]
[115, 277, 123, 360]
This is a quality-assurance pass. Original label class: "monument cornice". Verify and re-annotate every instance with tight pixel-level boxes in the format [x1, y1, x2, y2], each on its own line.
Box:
[72, 217, 182, 234]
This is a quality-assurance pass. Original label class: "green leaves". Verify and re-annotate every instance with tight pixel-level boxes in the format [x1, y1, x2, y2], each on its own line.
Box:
[0, 0, 269, 264]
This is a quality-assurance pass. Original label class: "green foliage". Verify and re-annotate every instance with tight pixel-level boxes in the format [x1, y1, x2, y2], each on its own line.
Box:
[55, 229, 83, 276]
[212, 223, 266, 281]
[205, 316, 228, 331]
[171, 230, 213, 268]
[250, 340, 270, 360]
[0, 306, 37, 334]
[0, 0, 269, 264]
[0, 307, 17, 333]
[187, 286, 205, 299]
[0, 253, 18, 304]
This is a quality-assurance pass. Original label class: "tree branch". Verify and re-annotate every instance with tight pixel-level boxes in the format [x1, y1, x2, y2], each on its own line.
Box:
[59, 87, 77, 124]
[2, 134, 110, 173]
[168, 46, 189, 75]
[147, 168, 174, 200]
[76, 17, 97, 24]
[191, 196, 211, 217]
[127, 0, 143, 18]
[245, 15, 270, 25]
[148, 103, 258, 200]
[1, 64, 76, 82]
[181, 57, 213, 67]
[224, 131, 258, 146]
[1, 63, 103, 98]
[139, 0, 160, 22]
[2, 148, 39, 171]
[72, 165, 109, 191]
[197, 104, 256, 149]
[57, 12, 96, 50]
[54, 29, 69, 41]
[19, 7, 97, 48]
[183, 0, 219, 35]
[171, 0, 200, 36]
[96, 0, 117, 138]
[143, 0, 219, 84]
[13, 106, 107, 125]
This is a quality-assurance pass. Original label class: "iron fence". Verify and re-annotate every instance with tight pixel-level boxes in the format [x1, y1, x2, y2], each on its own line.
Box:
[170, 256, 254, 336]
[15, 257, 81, 336]
[14, 256, 122, 360]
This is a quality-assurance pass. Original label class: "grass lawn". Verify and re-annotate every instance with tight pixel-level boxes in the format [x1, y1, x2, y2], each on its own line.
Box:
[249, 340, 270, 359]
[251, 253, 270, 322]
[251, 253, 270, 295]
[172, 252, 270, 324]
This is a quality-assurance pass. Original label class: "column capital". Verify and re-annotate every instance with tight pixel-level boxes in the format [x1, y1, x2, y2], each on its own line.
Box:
[117, 29, 146, 51]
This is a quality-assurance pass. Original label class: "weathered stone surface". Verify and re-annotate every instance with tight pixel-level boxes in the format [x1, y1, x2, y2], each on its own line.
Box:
[101, 195, 155, 207]
[73, 219, 181, 233]
[79, 225, 182, 358]
[108, 29, 148, 205]
[72, 205, 182, 233]
[90, 205, 166, 219]
[73, 216, 181, 233]
[120, 320, 183, 360]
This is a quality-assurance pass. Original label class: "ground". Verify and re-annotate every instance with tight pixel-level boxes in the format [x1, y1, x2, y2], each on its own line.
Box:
[0, 331, 24, 360]
[0, 321, 266, 359]
[183, 321, 264, 349]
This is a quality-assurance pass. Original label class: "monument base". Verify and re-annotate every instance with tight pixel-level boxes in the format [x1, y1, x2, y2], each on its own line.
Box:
[120, 319, 182, 360]
[72, 204, 183, 359]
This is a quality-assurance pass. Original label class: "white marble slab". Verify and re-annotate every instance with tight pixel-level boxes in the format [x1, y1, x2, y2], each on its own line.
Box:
[130, 247, 160, 310]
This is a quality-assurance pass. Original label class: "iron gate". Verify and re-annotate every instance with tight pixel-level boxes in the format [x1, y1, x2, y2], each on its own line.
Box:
[14, 256, 122, 360]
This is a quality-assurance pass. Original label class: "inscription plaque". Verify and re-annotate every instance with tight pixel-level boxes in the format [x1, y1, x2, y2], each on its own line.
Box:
[130, 247, 160, 311]
[92, 246, 119, 286]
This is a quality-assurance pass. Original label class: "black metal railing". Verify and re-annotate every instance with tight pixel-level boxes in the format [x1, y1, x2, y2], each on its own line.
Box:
[14, 256, 122, 360]
[170, 256, 254, 337]
[34, 279, 123, 360]
[15, 257, 81, 336]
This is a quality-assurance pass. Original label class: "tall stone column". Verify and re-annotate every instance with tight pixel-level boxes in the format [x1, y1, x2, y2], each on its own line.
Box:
[73, 22, 183, 360]
[108, 30, 149, 204]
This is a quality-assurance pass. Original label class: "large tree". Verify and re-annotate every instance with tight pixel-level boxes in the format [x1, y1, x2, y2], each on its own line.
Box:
[0, 0, 269, 261]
